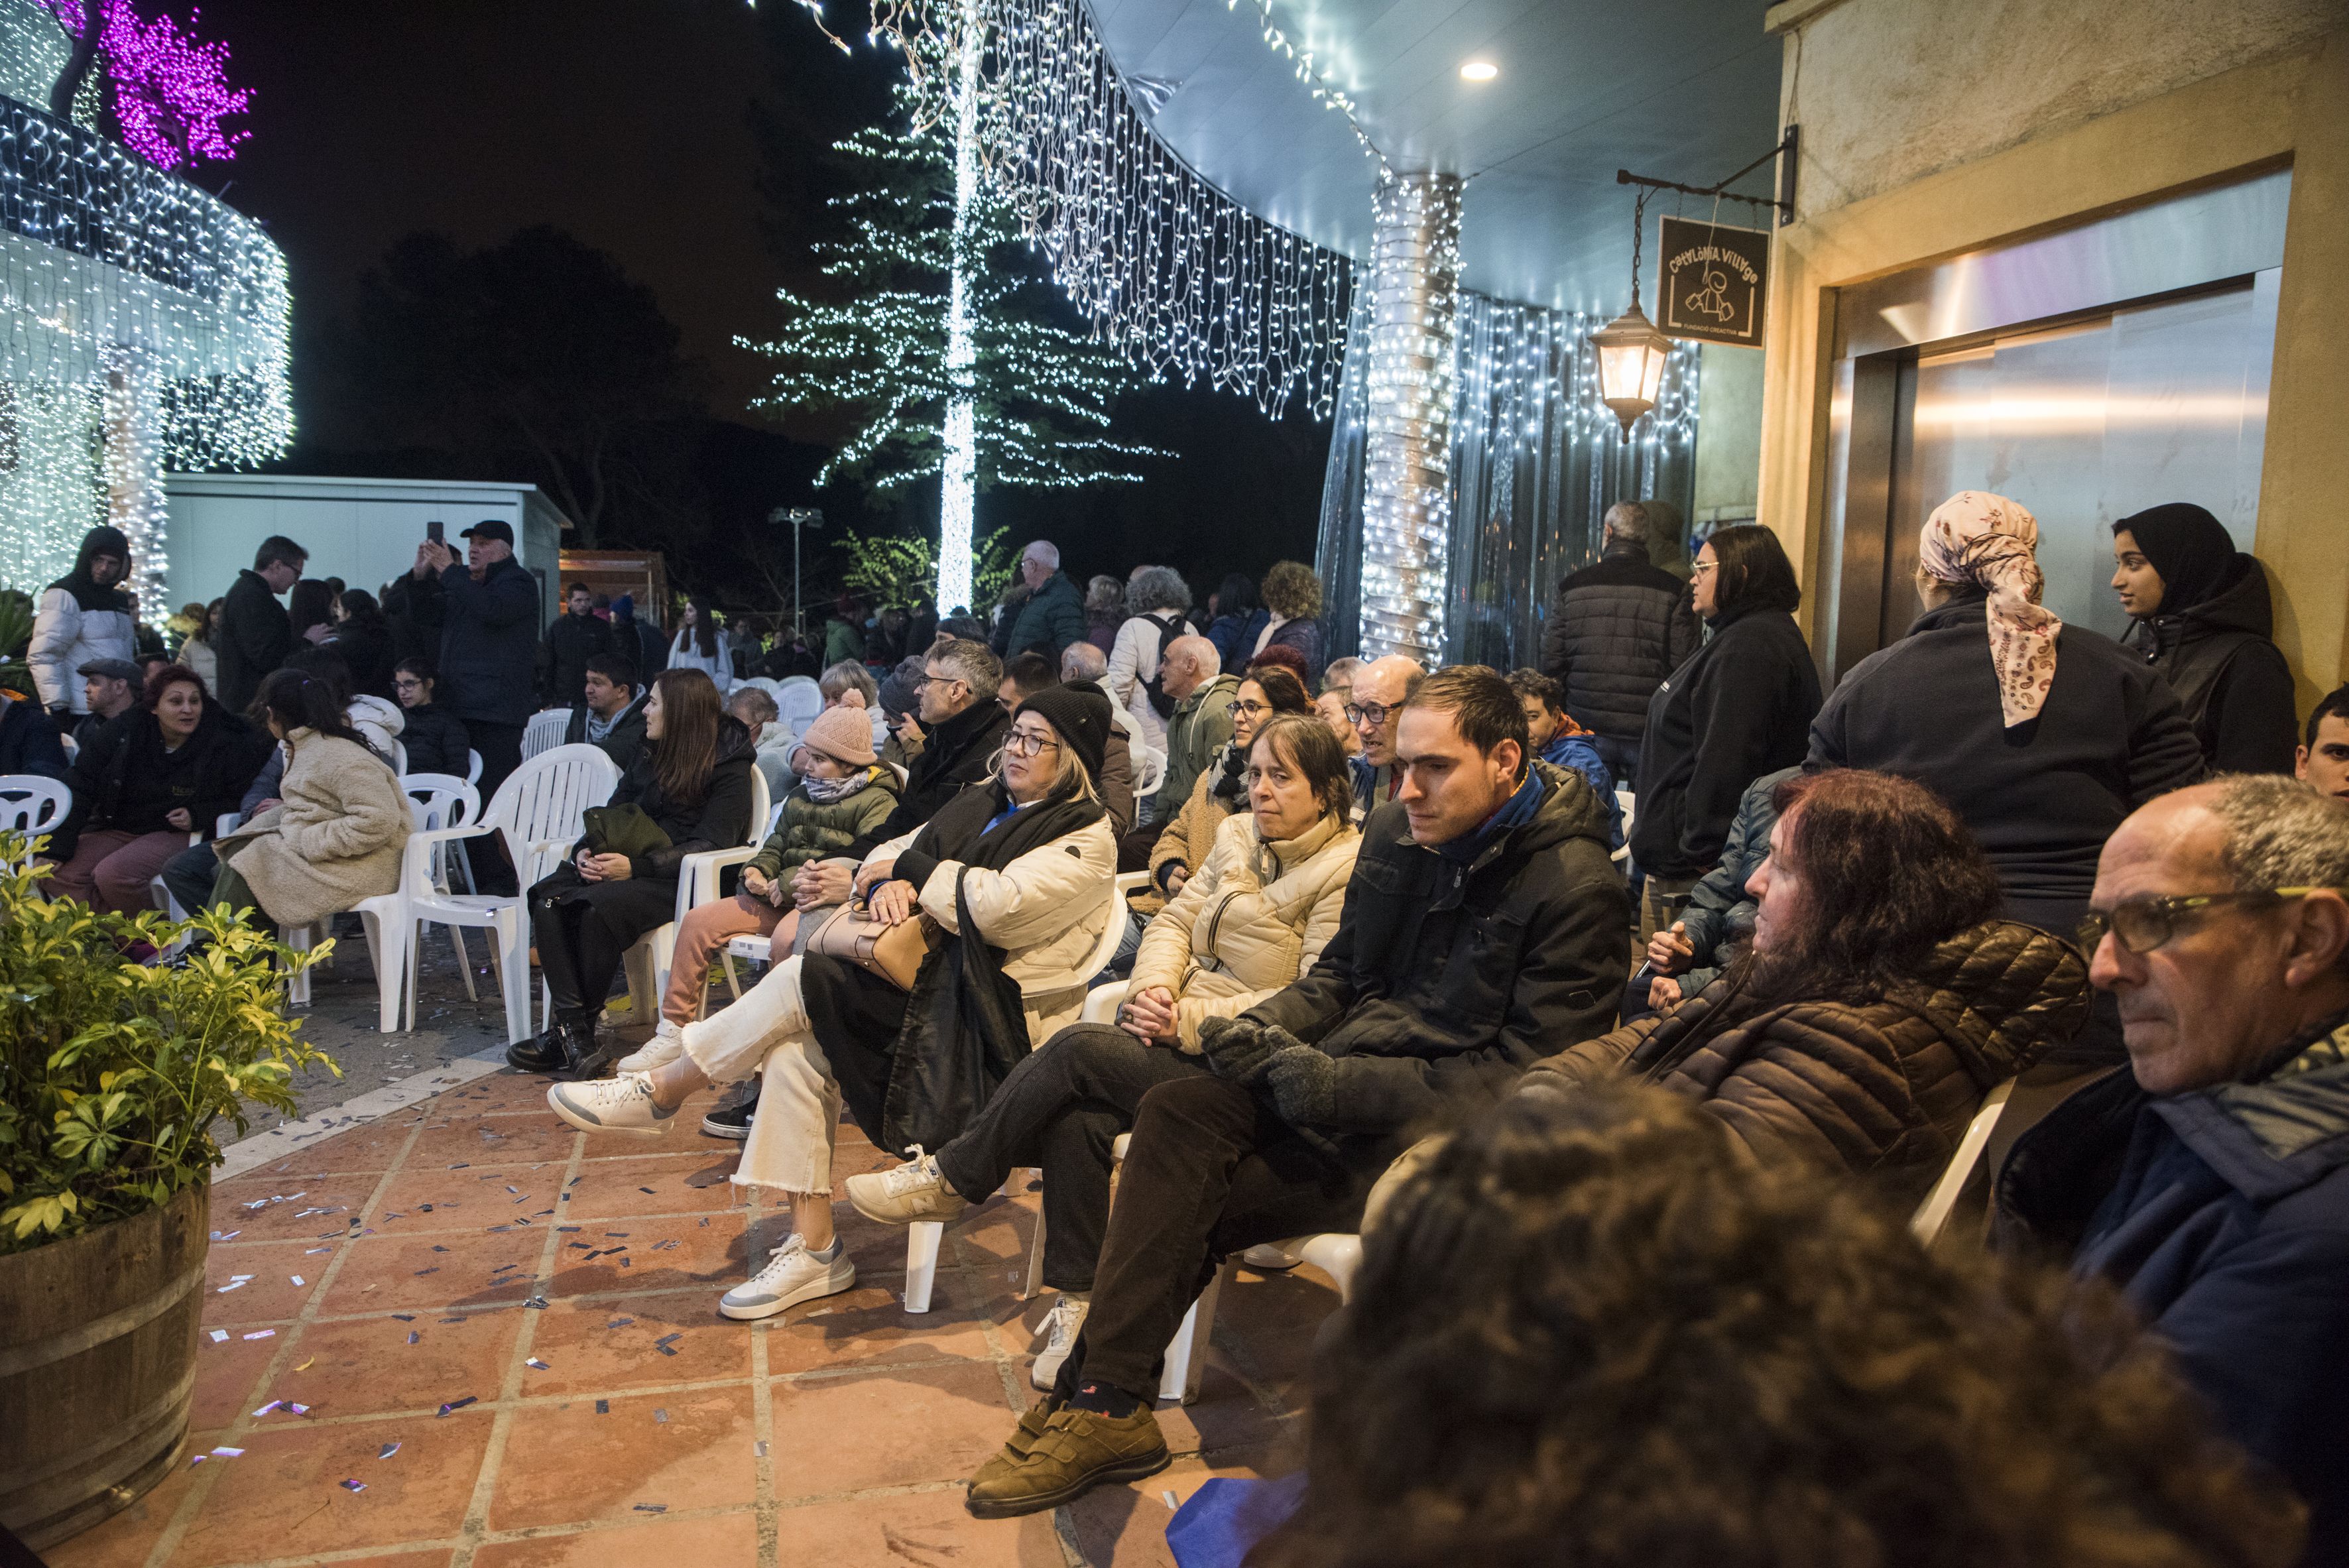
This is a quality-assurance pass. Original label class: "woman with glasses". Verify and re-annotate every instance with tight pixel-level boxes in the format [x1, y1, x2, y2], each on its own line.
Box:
[1149, 664, 1314, 906]
[547, 684, 1118, 1324]
[391, 657, 472, 778]
[1519, 768, 2090, 1195]
[1631, 524, 1822, 937]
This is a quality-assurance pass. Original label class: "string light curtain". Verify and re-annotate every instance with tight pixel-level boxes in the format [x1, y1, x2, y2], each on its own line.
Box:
[1319, 293, 1699, 669]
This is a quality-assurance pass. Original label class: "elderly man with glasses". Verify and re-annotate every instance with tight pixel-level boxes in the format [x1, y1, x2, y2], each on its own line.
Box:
[1343, 655, 1426, 821]
[1994, 774, 2349, 1561]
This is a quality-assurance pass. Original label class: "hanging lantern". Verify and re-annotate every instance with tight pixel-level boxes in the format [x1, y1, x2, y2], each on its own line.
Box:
[1590, 300, 1671, 436]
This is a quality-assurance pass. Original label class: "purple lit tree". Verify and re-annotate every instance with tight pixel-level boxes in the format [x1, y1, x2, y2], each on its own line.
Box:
[44, 0, 250, 170]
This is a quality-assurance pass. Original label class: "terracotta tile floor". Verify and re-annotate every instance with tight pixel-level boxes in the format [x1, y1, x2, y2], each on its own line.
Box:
[50, 1067, 1323, 1568]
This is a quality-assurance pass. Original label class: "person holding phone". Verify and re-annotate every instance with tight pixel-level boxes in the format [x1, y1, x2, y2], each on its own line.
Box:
[410, 518, 538, 798]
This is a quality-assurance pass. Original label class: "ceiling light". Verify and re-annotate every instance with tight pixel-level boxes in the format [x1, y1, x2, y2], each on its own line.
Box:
[1459, 60, 1498, 82]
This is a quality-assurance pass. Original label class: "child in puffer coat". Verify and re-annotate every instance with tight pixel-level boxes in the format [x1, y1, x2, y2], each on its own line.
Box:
[641, 705, 902, 1047]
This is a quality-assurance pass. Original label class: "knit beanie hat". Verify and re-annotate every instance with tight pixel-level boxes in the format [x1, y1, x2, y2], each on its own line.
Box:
[1014, 680, 1111, 784]
[790, 704, 878, 771]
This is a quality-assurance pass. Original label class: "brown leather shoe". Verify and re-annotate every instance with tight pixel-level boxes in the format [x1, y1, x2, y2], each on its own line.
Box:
[970, 1395, 1063, 1494]
[965, 1401, 1169, 1518]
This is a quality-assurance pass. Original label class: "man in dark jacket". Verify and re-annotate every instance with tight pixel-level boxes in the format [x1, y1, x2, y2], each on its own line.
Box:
[0, 687, 69, 780]
[417, 520, 540, 798]
[564, 654, 648, 772]
[997, 541, 1086, 661]
[215, 534, 306, 714]
[1539, 502, 1699, 789]
[543, 581, 614, 708]
[961, 664, 1628, 1518]
[1994, 776, 2349, 1565]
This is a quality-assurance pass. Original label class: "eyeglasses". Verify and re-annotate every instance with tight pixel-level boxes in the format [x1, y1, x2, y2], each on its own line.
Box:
[2075, 888, 2342, 955]
[1003, 730, 1061, 758]
[913, 673, 962, 690]
[1689, 561, 1718, 578]
[393, 679, 425, 692]
[1343, 701, 1395, 729]
[1225, 698, 1272, 719]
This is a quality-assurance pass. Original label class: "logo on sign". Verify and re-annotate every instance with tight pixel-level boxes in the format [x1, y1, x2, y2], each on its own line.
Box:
[1659, 216, 1769, 347]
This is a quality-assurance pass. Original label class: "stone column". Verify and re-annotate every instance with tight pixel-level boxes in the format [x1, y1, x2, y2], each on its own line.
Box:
[1357, 168, 1463, 665]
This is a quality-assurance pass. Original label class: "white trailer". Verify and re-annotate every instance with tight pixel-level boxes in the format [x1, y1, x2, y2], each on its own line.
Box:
[160, 474, 573, 632]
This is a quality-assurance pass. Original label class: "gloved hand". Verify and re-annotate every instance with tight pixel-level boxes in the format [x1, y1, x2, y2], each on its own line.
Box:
[1195, 1016, 1301, 1084]
[1256, 1045, 1338, 1129]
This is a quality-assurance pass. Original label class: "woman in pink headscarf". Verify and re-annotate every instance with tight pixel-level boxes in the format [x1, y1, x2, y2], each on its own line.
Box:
[1808, 491, 2201, 957]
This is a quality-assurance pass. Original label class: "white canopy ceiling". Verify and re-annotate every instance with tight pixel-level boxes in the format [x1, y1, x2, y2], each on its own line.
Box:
[1085, 0, 1784, 313]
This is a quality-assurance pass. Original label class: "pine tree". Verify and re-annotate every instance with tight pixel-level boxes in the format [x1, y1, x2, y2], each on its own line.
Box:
[743, 86, 1161, 497]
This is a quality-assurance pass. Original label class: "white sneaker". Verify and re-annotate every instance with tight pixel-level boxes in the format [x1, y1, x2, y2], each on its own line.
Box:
[546, 1075, 676, 1138]
[1030, 1292, 1089, 1390]
[718, 1236, 855, 1321]
[1240, 1242, 1302, 1272]
[613, 1021, 685, 1075]
[844, 1148, 971, 1227]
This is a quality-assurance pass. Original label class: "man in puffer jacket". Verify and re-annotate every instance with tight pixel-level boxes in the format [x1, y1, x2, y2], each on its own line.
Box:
[1539, 502, 1699, 789]
[29, 526, 137, 722]
[953, 666, 1629, 1518]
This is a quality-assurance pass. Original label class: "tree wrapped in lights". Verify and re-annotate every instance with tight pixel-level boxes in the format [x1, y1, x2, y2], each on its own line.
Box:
[743, 84, 1161, 610]
[42, 0, 251, 170]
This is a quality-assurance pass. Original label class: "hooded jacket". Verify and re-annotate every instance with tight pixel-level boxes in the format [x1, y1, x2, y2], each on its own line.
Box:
[1243, 760, 1630, 1138]
[29, 526, 137, 714]
[1530, 920, 2088, 1195]
[845, 694, 1012, 859]
[1632, 601, 1821, 880]
[48, 699, 271, 861]
[1810, 592, 2204, 932]
[2126, 558, 2297, 775]
[1132, 810, 1360, 1050]
[1994, 1012, 2349, 1565]
[1540, 539, 1703, 742]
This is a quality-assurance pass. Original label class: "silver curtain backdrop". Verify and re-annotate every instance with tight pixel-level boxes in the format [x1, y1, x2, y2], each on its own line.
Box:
[1315, 291, 1700, 670]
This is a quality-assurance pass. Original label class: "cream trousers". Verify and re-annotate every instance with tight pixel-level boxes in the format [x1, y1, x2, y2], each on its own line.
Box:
[682, 954, 841, 1196]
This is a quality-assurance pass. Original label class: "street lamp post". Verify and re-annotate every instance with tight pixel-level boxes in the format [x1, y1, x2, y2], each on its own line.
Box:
[768, 507, 824, 639]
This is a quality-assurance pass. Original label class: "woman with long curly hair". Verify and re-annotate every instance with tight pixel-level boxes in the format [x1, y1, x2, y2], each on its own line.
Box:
[1237, 1084, 2303, 1568]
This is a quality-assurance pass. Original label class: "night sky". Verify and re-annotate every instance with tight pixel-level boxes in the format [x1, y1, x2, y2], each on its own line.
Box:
[176, 0, 1330, 602]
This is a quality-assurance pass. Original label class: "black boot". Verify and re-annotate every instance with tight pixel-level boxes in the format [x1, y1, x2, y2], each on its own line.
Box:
[554, 1010, 605, 1080]
[505, 1023, 569, 1074]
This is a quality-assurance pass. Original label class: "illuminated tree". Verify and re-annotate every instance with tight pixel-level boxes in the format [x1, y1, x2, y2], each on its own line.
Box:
[43, 0, 250, 170]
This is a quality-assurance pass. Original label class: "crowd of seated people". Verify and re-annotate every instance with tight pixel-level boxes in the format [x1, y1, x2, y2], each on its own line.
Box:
[27, 523, 2344, 1560]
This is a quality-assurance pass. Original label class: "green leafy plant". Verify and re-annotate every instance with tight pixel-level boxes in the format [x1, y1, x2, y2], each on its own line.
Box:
[837, 524, 1015, 609]
[0, 585, 36, 695]
[0, 836, 338, 1251]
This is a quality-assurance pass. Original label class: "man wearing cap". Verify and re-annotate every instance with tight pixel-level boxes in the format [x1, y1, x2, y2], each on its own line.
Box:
[71, 658, 143, 753]
[417, 519, 538, 798]
[30, 525, 137, 727]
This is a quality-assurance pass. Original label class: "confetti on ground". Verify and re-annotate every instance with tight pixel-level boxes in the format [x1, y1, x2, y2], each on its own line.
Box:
[209, 1230, 241, 1240]
[638, 1187, 656, 1195]
[290, 1403, 311, 1415]
[524, 1296, 549, 1310]
[210, 1446, 243, 1458]
[189, 1455, 208, 1467]
[754, 1441, 768, 1457]
[1163, 1490, 1180, 1510]
[391, 1313, 416, 1322]
[596, 1400, 609, 1414]
[558, 1225, 581, 1233]
[208, 1329, 229, 1343]
[294, 1357, 315, 1371]
[607, 1317, 634, 1329]
[305, 1246, 331, 1255]
[215, 1281, 247, 1294]
[653, 1409, 668, 1424]
[526, 1357, 550, 1370]
[253, 1400, 282, 1417]
[633, 1504, 667, 1513]
[290, 1275, 305, 1286]
[438, 1396, 477, 1416]
[242, 1330, 274, 1341]
[413, 1267, 440, 1277]
[341, 1478, 367, 1493]
[378, 1443, 400, 1459]
[407, 1332, 420, 1345]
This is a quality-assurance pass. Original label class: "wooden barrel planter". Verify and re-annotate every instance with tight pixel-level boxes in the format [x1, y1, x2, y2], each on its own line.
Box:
[0, 1183, 208, 1549]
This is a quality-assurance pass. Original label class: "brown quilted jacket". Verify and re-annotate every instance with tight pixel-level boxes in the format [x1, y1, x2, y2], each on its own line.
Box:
[1523, 918, 2089, 1194]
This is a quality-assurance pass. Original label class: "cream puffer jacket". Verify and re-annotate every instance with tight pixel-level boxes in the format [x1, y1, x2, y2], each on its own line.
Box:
[867, 812, 1120, 1039]
[1129, 809, 1359, 1051]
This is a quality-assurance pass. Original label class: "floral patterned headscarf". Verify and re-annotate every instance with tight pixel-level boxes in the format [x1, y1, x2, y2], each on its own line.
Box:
[1919, 491, 2061, 729]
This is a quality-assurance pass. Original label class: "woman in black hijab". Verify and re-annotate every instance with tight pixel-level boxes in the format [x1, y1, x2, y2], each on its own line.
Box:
[2110, 503, 2295, 772]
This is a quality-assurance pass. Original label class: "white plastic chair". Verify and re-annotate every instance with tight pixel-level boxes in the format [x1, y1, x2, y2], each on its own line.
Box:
[1132, 743, 1166, 799]
[1613, 786, 1636, 866]
[615, 766, 774, 1027]
[465, 749, 484, 785]
[403, 745, 620, 1043]
[390, 737, 408, 776]
[0, 774, 72, 843]
[776, 677, 822, 738]
[1909, 1079, 2015, 1246]
[903, 869, 1147, 1314]
[521, 707, 573, 761]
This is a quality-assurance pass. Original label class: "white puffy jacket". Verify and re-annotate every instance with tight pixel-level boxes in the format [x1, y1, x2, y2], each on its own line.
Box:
[868, 812, 1118, 1038]
[1129, 809, 1359, 1050]
[29, 587, 137, 713]
[345, 694, 407, 763]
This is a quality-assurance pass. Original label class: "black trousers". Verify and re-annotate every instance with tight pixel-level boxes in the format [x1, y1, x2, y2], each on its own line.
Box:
[162, 842, 219, 917]
[934, 1024, 1209, 1292]
[528, 867, 678, 1018]
[469, 721, 525, 799]
[1054, 1074, 1389, 1404]
[798, 955, 914, 1143]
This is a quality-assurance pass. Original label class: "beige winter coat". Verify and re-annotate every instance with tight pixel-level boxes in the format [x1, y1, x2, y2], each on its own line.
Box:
[867, 812, 1120, 1040]
[216, 727, 411, 926]
[1128, 809, 1358, 1050]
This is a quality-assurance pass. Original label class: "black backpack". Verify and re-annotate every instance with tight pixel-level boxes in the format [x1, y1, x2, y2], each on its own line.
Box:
[1136, 613, 1185, 720]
